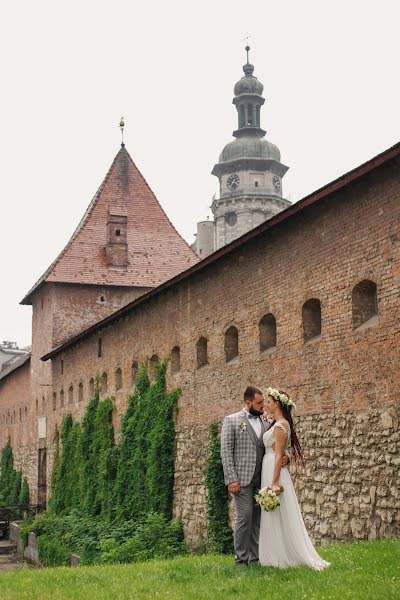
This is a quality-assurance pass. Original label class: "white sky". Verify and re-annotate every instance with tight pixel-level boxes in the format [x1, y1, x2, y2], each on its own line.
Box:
[1, 0, 399, 347]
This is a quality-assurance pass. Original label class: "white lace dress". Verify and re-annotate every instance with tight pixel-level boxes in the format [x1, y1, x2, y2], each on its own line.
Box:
[259, 421, 330, 570]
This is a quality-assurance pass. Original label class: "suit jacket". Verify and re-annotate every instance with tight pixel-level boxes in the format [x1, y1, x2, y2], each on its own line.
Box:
[220, 408, 269, 487]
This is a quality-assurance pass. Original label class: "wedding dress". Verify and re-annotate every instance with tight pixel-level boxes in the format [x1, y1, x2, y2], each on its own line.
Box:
[259, 421, 330, 570]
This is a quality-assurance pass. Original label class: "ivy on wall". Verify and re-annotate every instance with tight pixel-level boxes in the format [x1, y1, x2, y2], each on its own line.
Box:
[204, 423, 233, 553]
[0, 439, 30, 508]
[50, 357, 180, 524]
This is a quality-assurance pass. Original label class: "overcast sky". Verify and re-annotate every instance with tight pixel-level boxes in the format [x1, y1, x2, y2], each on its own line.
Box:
[1, 0, 399, 348]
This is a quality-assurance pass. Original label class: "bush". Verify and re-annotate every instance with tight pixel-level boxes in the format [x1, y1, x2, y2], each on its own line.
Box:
[204, 423, 233, 554]
[99, 513, 185, 564]
[37, 535, 70, 567]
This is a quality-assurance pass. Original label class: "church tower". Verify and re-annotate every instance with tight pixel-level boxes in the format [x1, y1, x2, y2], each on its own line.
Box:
[208, 46, 290, 251]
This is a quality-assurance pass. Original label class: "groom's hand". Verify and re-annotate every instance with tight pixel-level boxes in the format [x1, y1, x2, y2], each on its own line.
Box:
[228, 482, 241, 494]
[281, 455, 289, 467]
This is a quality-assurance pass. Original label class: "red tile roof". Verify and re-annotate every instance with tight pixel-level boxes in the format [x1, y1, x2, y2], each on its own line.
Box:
[21, 146, 198, 304]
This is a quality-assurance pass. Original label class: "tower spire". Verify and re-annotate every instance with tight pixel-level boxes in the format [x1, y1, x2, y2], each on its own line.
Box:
[119, 116, 125, 147]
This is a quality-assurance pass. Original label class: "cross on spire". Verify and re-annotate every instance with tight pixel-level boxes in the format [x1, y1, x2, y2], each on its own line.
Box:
[119, 116, 125, 147]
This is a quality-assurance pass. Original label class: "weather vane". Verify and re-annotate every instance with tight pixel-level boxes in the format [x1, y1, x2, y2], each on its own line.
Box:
[119, 116, 125, 147]
[244, 32, 252, 62]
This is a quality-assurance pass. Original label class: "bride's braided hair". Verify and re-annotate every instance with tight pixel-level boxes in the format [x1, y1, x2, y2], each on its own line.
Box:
[272, 389, 305, 466]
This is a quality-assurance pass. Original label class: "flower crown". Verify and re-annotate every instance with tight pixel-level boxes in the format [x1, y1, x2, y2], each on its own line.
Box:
[265, 387, 296, 410]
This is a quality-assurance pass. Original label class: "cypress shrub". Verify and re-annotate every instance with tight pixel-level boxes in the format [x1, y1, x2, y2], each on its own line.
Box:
[204, 423, 233, 553]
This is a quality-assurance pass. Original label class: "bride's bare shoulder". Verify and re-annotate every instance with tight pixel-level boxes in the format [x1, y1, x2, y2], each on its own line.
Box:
[276, 419, 290, 433]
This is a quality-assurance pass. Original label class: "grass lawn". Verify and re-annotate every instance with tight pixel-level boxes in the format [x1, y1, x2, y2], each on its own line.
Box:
[0, 540, 398, 600]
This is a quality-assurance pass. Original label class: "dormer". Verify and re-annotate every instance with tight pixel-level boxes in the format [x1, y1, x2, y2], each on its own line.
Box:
[106, 206, 128, 269]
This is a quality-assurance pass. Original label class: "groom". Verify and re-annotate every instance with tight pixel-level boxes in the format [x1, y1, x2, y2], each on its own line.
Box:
[220, 386, 288, 566]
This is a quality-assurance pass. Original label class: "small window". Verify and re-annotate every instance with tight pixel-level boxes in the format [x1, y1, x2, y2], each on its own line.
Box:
[99, 296, 105, 303]
[89, 378, 95, 399]
[352, 280, 378, 328]
[115, 367, 123, 391]
[131, 361, 139, 384]
[101, 372, 108, 395]
[259, 314, 277, 351]
[196, 337, 208, 369]
[78, 383, 84, 403]
[302, 299, 321, 342]
[19, 407, 22, 422]
[68, 385, 73, 404]
[36, 398, 38, 413]
[52, 393, 57, 411]
[42, 396, 46, 410]
[149, 355, 159, 381]
[60, 389, 64, 407]
[225, 326, 239, 362]
[61, 359, 64, 375]
[98, 338, 102, 358]
[171, 346, 181, 374]
[255, 181, 259, 188]
[115, 229, 121, 236]
[24, 406, 28, 420]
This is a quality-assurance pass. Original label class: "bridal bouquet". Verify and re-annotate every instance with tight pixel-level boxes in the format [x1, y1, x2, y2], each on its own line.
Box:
[255, 486, 284, 512]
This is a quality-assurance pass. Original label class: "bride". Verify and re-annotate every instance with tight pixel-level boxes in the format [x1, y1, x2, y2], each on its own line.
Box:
[259, 387, 330, 570]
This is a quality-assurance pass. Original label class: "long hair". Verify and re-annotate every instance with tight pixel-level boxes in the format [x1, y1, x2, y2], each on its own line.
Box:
[272, 389, 304, 466]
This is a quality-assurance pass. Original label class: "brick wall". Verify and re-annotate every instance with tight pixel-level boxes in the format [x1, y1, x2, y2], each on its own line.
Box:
[2, 157, 399, 543]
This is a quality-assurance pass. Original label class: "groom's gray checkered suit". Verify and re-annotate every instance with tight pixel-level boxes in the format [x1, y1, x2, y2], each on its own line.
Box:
[221, 408, 270, 565]
[221, 409, 268, 487]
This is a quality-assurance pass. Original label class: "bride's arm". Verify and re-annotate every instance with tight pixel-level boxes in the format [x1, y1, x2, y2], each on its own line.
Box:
[272, 426, 287, 492]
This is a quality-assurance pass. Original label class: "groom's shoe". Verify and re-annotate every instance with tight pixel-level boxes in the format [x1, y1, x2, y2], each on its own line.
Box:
[248, 560, 260, 567]
[234, 561, 248, 568]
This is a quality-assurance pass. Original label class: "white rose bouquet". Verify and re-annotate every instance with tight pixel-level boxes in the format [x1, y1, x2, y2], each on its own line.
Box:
[255, 486, 284, 512]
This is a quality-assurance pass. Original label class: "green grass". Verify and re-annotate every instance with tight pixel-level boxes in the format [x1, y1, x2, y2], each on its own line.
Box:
[0, 540, 399, 600]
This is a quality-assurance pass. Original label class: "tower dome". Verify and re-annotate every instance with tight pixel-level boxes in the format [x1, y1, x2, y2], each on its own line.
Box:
[219, 136, 281, 163]
[234, 62, 264, 96]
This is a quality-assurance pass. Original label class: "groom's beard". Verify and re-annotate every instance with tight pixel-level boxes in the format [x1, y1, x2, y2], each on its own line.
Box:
[249, 406, 263, 417]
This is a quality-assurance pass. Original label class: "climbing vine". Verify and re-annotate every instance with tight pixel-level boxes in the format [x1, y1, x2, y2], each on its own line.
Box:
[0, 439, 30, 509]
[204, 423, 233, 553]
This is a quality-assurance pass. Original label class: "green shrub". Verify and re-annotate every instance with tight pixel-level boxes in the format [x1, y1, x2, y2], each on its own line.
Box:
[0, 439, 30, 510]
[38, 534, 70, 567]
[99, 513, 185, 564]
[204, 423, 233, 554]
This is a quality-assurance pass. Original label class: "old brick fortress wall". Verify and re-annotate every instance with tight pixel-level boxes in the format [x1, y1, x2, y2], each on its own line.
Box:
[41, 153, 400, 545]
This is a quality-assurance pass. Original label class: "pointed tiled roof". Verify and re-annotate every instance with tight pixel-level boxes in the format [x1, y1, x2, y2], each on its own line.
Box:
[21, 146, 198, 304]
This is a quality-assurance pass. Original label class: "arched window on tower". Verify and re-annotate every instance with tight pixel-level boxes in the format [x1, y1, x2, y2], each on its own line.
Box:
[52, 393, 57, 411]
[259, 314, 277, 351]
[60, 389, 64, 408]
[68, 385, 73, 404]
[225, 326, 239, 362]
[171, 346, 181, 374]
[115, 367, 123, 391]
[78, 383, 84, 403]
[302, 299, 321, 342]
[352, 280, 378, 328]
[196, 337, 208, 369]
[247, 103, 253, 125]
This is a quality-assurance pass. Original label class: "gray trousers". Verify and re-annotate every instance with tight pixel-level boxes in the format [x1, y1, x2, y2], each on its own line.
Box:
[233, 481, 261, 564]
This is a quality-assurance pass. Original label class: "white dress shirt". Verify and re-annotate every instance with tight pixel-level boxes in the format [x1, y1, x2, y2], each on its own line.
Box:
[244, 408, 262, 438]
